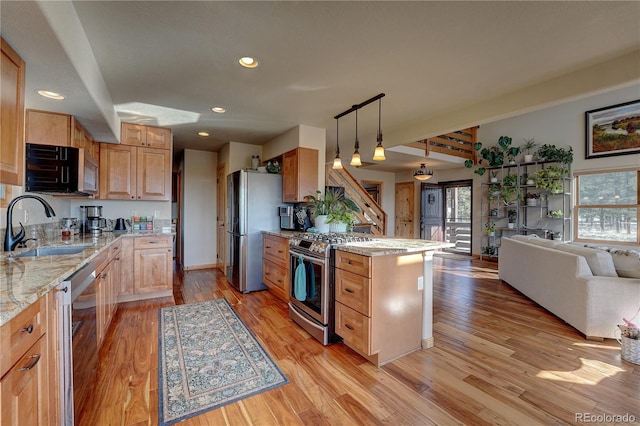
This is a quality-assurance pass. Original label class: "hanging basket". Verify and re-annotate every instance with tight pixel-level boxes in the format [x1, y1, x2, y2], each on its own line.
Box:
[620, 336, 640, 365]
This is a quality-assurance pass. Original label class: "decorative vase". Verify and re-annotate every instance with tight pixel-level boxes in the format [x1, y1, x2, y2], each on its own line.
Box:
[314, 215, 330, 233]
[490, 177, 498, 183]
[251, 155, 260, 170]
[524, 154, 534, 163]
[508, 222, 515, 229]
[330, 222, 348, 233]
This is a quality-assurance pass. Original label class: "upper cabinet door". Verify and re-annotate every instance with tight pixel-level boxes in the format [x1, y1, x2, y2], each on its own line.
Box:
[0, 37, 25, 186]
[25, 109, 71, 147]
[99, 144, 137, 200]
[121, 123, 146, 147]
[282, 148, 318, 203]
[136, 147, 171, 200]
[145, 126, 172, 150]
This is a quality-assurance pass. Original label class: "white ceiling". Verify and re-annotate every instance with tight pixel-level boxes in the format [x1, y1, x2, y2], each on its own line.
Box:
[2, 1, 639, 172]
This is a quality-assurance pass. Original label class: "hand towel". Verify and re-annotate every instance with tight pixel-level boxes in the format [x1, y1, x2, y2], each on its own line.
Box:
[294, 255, 307, 301]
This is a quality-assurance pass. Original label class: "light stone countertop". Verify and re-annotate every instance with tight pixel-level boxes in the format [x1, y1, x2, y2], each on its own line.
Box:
[0, 231, 173, 326]
[263, 230, 454, 256]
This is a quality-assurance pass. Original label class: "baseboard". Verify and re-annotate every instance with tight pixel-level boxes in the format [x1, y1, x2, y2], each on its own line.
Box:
[183, 263, 217, 271]
[422, 337, 434, 349]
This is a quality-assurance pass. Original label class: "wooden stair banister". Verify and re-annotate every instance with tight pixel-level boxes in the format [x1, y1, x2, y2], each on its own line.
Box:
[325, 164, 387, 236]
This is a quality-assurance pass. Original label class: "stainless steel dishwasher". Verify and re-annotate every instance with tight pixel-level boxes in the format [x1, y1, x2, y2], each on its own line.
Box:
[55, 261, 95, 426]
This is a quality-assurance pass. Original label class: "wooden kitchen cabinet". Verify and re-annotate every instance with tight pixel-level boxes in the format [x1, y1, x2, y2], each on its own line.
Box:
[282, 148, 318, 203]
[25, 109, 71, 147]
[133, 235, 173, 294]
[99, 144, 171, 200]
[0, 37, 25, 186]
[262, 234, 290, 301]
[0, 297, 49, 426]
[334, 250, 424, 366]
[117, 237, 134, 297]
[121, 122, 172, 150]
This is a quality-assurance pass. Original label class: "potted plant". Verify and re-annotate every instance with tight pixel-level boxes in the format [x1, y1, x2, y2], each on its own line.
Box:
[536, 144, 573, 164]
[485, 222, 496, 236]
[507, 209, 517, 228]
[490, 171, 499, 183]
[481, 245, 498, 256]
[464, 136, 514, 176]
[525, 192, 539, 206]
[506, 146, 520, 165]
[536, 165, 567, 194]
[308, 188, 359, 232]
[521, 138, 537, 162]
[500, 173, 519, 205]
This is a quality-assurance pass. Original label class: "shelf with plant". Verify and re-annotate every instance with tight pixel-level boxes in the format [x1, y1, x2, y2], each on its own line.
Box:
[535, 165, 569, 195]
[464, 135, 517, 176]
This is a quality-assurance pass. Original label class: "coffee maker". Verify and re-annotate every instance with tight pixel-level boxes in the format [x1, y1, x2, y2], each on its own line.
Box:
[80, 205, 105, 235]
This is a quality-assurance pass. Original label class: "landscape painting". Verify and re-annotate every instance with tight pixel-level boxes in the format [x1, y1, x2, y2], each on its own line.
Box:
[586, 99, 640, 159]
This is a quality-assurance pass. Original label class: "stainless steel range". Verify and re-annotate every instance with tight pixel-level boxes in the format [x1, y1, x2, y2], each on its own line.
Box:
[288, 232, 372, 345]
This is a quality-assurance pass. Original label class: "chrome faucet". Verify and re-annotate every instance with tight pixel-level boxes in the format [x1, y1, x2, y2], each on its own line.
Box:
[4, 195, 56, 251]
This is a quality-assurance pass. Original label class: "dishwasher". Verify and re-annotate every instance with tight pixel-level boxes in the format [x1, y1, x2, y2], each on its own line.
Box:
[54, 261, 96, 426]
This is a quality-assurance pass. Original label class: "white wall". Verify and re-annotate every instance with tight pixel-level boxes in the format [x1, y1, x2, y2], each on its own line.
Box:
[472, 85, 640, 254]
[1, 186, 70, 230]
[182, 149, 218, 269]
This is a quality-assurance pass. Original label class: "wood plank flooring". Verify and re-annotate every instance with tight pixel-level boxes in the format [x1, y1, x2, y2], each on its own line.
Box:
[78, 257, 640, 425]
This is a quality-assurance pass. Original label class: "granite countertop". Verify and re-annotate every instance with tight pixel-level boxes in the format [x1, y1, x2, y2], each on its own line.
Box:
[0, 231, 173, 327]
[262, 230, 454, 256]
[335, 239, 454, 256]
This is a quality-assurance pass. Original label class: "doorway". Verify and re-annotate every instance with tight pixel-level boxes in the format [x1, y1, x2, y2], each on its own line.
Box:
[420, 180, 472, 254]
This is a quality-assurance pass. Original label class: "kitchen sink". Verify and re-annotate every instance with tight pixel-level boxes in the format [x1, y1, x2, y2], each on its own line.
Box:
[13, 245, 92, 258]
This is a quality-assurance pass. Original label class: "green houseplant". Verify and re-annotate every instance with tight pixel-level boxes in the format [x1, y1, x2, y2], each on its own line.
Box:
[507, 209, 517, 228]
[464, 136, 515, 176]
[484, 222, 496, 236]
[521, 138, 537, 162]
[536, 144, 573, 164]
[536, 165, 567, 194]
[308, 188, 359, 232]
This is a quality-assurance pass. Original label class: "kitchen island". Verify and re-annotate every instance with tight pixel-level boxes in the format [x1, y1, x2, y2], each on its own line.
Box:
[333, 238, 453, 366]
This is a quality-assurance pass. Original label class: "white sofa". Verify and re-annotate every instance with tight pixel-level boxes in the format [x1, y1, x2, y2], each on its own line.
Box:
[498, 235, 640, 339]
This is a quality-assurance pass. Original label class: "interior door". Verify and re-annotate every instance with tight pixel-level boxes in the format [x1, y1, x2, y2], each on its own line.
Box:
[395, 182, 414, 238]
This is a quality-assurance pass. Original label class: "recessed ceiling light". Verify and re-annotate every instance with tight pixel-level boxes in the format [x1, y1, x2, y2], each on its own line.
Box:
[211, 106, 226, 113]
[36, 90, 65, 100]
[198, 131, 210, 137]
[239, 57, 259, 68]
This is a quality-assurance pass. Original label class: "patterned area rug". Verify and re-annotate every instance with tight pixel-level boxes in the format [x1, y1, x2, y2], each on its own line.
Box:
[158, 299, 288, 425]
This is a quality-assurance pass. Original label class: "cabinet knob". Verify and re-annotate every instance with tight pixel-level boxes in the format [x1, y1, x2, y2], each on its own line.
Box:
[22, 324, 34, 334]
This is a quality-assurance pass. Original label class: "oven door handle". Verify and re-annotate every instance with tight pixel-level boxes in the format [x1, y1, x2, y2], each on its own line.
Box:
[290, 251, 326, 265]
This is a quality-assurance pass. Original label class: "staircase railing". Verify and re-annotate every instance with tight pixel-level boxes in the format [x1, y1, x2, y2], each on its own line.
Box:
[325, 165, 387, 236]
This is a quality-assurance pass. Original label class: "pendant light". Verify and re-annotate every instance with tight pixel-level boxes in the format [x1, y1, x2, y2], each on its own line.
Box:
[414, 140, 433, 180]
[332, 117, 343, 169]
[413, 164, 433, 180]
[350, 109, 362, 167]
[372, 98, 386, 161]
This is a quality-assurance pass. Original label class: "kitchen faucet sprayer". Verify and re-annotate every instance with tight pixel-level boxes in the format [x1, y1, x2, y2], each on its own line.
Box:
[4, 195, 56, 251]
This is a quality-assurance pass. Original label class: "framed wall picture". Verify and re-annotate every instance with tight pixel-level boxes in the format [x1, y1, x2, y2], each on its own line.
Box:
[585, 99, 640, 159]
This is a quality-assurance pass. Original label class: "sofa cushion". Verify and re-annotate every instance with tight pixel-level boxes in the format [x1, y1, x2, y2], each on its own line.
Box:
[553, 244, 618, 277]
[571, 243, 640, 278]
[509, 234, 562, 249]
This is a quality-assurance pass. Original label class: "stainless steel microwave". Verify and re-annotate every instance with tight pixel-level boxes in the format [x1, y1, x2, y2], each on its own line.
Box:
[25, 143, 98, 196]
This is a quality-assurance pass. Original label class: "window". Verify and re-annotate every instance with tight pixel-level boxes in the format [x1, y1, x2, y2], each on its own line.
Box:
[575, 169, 639, 244]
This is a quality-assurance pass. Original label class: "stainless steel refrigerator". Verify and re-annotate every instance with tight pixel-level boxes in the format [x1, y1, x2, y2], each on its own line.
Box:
[226, 169, 284, 293]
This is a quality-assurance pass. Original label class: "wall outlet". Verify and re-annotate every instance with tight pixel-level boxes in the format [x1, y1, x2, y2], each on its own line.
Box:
[417, 276, 424, 290]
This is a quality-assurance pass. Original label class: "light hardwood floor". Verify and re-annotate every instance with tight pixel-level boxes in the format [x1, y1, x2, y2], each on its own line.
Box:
[78, 256, 640, 425]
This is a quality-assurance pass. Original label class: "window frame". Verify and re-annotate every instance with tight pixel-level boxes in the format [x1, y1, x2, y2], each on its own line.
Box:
[573, 167, 640, 246]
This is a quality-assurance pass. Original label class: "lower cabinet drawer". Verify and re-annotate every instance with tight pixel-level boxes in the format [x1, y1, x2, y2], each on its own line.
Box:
[335, 302, 370, 355]
[134, 235, 171, 249]
[0, 298, 46, 378]
[263, 259, 289, 301]
[335, 269, 371, 316]
[263, 235, 288, 266]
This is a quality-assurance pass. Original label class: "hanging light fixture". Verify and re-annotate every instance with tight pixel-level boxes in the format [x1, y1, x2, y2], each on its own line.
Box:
[372, 98, 386, 161]
[350, 109, 362, 167]
[413, 164, 433, 180]
[332, 117, 343, 169]
[414, 140, 433, 180]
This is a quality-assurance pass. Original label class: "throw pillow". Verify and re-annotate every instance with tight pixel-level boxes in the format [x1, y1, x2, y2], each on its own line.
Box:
[578, 244, 640, 278]
[554, 244, 618, 277]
